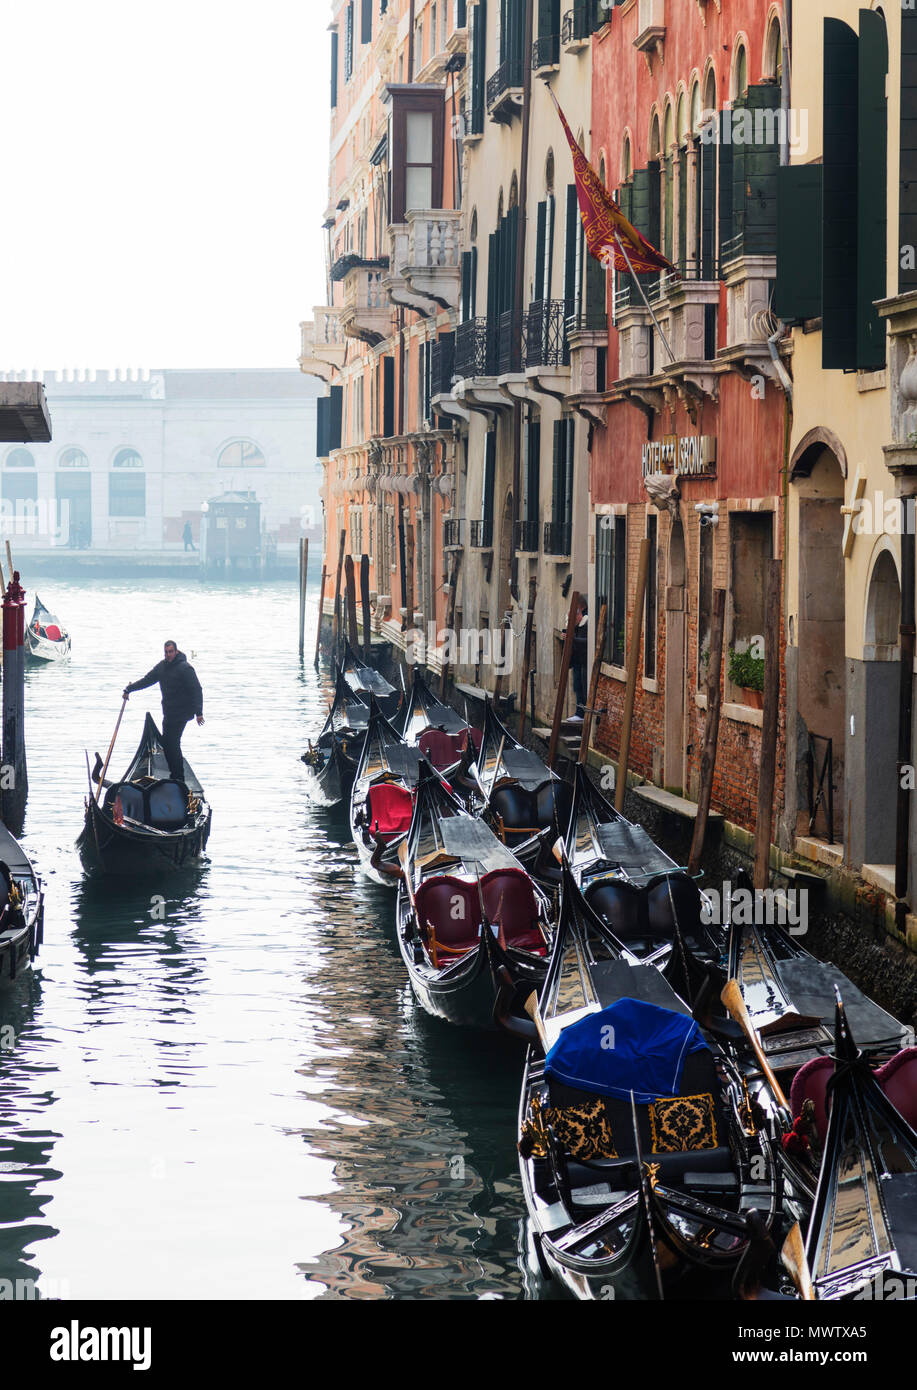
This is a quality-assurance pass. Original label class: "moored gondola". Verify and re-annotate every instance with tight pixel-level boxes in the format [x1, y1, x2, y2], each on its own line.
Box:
[768, 994, 917, 1300]
[458, 701, 572, 876]
[25, 594, 71, 663]
[301, 666, 368, 807]
[514, 863, 780, 1300]
[350, 695, 426, 885]
[340, 639, 400, 719]
[395, 761, 551, 1029]
[78, 713, 212, 876]
[0, 826, 44, 983]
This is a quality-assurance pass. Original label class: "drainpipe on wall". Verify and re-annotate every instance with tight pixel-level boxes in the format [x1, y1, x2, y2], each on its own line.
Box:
[896, 509, 915, 933]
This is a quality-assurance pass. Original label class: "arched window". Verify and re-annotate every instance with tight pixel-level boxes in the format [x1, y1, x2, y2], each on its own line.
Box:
[59, 447, 89, 469]
[113, 448, 143, 469]
[5, 449, 35, 468]
[663, 105, 676, 263]
[545, 148, 555, 195]
[3, 449, 36, 507]
[764, 15, 783, 81]
[622, 133, 632, 183]
[734, 43, 748, 100]
[704, 68, 717, 122]
[649, 111, 661, 158]
[218, 441, 266, 469]
[676, 92, 688, 145]
[110, 450, 145, 517]
[470, 207, 478, 243]
[690, 81, 702, 133]
[508, 172, 518, 210]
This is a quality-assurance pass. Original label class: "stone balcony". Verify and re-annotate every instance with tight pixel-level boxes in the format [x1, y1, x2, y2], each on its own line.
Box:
[385, 211, 462, 316]
[340, 261, 393, 347]
[298, 307, 346, 383]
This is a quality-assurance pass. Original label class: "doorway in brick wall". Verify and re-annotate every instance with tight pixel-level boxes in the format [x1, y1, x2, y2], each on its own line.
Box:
[664, 517, 686, 793]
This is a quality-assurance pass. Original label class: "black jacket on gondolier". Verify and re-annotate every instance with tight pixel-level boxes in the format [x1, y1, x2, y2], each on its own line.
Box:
[125, 652, 203, 723]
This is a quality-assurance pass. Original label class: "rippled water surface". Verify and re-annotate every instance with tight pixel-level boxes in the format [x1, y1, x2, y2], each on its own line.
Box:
[0, 575, 533, 1300]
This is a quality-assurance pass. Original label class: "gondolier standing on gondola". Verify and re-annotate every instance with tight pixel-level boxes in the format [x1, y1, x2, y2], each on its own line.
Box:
[122, 641, 204, 782]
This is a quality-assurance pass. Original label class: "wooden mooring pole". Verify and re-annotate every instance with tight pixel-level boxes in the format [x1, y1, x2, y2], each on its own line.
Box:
[1, 573, 27, 831]
[615, 539, 650, 813]
[516, 577, 537, 740]
[548, 591, 581, 770]
[331, 530, 346, 658]
[314, 566, 327, 668]
[360, 554, 372, 663]
[688, 587, 726, 875]
[440, 551, 462, 698]
[344, 555, 359, 653]
[579, 601, 607, 765]
[754, 559, 782, 890]
[298, 537, 309, 659]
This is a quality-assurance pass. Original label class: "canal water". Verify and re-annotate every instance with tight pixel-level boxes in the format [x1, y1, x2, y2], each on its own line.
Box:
[0, 575, 536, 1300]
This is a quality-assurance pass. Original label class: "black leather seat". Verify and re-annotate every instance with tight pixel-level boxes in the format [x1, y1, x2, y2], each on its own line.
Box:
[144, 780, 188, 830]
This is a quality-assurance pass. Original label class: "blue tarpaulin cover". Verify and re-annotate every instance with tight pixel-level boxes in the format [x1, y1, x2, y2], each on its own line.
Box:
[544, 997, 711, 1103]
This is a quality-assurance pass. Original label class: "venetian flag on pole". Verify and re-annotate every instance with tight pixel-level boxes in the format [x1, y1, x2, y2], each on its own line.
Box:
[548, 87, 676, 277]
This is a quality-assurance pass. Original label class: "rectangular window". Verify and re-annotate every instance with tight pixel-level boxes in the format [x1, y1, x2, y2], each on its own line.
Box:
[525, 413, 540, 527]
[389, 90, 444, 223]
[331, 30, 339, 108]
[109, 472, 146, 518]
[470, 0, 486, 134]
[361, 0, 372, 45]
[597, 515, 626, 667]
[645, 514, 657, 679]
[729, 512, 772, 703]
[482, 429, 496, 530]
[405, 111, 434, 211]
[344, 2, 354, 81]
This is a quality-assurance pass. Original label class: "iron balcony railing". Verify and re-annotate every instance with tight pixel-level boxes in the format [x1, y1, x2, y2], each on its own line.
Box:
[532, 34, 560, 69]
[562, 2, 601, 44]
[443, 518, 464, 548]
[486, 57, 524, 110]
[470, 518, 494, 548]
[454, 317, 492, 378]
[544, 520, 572, 556]
[430, 335, 455, 396]
[525, 299, 572, 369]
[515, 519, 540, 553]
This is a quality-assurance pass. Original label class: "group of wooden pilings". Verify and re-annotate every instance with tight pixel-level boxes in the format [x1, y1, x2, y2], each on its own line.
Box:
[536, 546, 782, 889]
[303, 531, 374, 668]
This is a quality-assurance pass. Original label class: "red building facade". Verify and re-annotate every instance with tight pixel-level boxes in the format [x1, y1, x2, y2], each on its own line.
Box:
[585, 1, 790, 831]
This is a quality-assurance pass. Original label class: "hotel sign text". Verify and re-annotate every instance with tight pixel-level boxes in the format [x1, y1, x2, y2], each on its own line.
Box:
[642, 435, 717, 479]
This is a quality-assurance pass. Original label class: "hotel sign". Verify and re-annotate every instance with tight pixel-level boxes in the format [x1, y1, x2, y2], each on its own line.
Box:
[642, 435, 717, 479]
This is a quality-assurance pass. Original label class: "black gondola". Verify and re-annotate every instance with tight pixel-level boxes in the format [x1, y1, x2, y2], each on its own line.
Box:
[78, 713, 212, 876]
[350, 695, 426, 885]
[514, 864, 780, 1301]
[395, 762, 551, 1029]
[340, 640, 400, 719]
[458, 701, 573, 874]
[301, 666, 368, 807]
[563, 764, 725, 1006]
[0, 826, 44, 983]
[774, 994, 917, 1301]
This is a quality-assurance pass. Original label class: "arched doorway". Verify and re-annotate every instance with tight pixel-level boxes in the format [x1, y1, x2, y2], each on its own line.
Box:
[664, 517, 686, 792]
[856, 549, 901, 867]
[793, 442, 846, 843]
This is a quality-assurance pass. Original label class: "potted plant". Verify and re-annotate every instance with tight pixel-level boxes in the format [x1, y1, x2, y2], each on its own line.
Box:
[727, 646, 765, 708]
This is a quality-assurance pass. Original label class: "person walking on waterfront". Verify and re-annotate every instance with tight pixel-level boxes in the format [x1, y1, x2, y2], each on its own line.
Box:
[123, 641, 204, 781]
[182, 521, 196, 552]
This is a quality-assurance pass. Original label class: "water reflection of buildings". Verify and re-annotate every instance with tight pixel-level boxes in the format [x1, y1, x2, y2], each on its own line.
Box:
[293, 871, 527, 1300]
[0, 971, 62, 1291]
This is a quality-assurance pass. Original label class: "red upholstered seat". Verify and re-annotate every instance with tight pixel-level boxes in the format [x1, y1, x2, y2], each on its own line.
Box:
[480, 868, 543, 952]
[367, 783, 414, 839]
[789, 1057, 833, 1143]
[415, 876, 480, 950]
[418, 728, 460, 771]
[45, 624, 62, 641]
[875, 1048, 917, 1129]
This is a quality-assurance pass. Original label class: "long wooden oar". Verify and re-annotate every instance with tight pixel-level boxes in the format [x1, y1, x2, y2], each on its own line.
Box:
[720, 978, 790, 1115]
[781, 1222, 816, 1301]
[95, 697, 128, 803]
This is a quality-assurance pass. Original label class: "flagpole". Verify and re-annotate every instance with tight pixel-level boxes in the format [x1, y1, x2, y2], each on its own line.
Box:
[612, 230, 677, 366]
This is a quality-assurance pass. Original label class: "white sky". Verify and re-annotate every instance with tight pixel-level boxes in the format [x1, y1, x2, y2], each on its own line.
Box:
[0, 0, 330, 373]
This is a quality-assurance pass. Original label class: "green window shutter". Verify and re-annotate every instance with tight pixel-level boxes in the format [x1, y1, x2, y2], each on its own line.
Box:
[534, 200, 547, 303]
[822, 18, 859, 370]
[383, 357, 395, 437]
[471, 1, 486, 134]
[585, 243, 606, 328]
[701, 134, 716, 279]
[564, 184, 579, 306]
[647, 160, 661, 249]
[900, 9, 917, 293]
[538, 0, 558, 40]
[552, 420, 563, 526]
[678, 147, 687, 273]
[526, 419, 540, 525]
[470, 246, 478, 317]
[857, 8, 888, 370]
[776, 166, 824, 321]
[317, 397, 329, 456]
[743, 85, 781, 257]
[719, 112, 735, 262]
[331, 31, 339, 109]
[329, 386, 343, 452]
[564, 419, 574, 528]
[361, 0, 372, 44]
[664, 157, 674, 264]
[483, 431, 496, 524]
[487, 231, 498, 326]
[461, 251, 472, 321]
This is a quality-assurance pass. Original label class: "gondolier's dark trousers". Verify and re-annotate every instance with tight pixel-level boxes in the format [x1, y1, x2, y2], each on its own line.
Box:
[162, 715, 191, 782]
